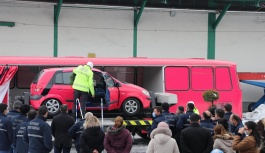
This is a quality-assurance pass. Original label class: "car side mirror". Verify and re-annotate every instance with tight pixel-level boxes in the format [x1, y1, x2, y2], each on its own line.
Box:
[115, 82, 121, 87]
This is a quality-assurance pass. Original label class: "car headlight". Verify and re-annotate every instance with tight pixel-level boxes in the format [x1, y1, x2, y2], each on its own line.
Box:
[142, 90, 150, 97]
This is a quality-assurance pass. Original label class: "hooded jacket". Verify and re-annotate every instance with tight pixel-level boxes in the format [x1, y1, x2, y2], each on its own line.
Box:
[233, 135, 259, 153]
[79, 126, 105, 153]
[146, 127, 180, 153]
[104, 126, 133, 153]
[213, 134, 236, 153]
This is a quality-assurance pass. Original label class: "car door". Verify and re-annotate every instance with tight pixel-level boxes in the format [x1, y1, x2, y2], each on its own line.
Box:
[51, 70, 74, 104]
[103, 73, 119, 110]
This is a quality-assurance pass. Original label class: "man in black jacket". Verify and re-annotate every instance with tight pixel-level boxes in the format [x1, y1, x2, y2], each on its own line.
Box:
[180, 113, 213, 153]
[51, 104, 74, 153]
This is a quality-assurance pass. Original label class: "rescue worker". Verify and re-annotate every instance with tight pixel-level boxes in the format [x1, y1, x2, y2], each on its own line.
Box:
[7, 100, 22, 120]
[148, 106, 167, 137]
[187, 101, 199, 114]
[14, 110, 37, 153]
[68, 112, 94, 153]
[0, 103, 13, 153]
[72, 61, 95, 119]
[161, 102, 177, 138]
[23, 106, 53, 153]
[176, 102, 194, 131]
[11, 104, 30, 153]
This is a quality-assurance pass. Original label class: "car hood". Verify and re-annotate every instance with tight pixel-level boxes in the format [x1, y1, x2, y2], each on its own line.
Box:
[124, 83, 146, 91]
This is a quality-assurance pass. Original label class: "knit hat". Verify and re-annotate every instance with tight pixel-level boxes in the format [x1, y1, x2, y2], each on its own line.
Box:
[13, 100, 23, 109]
[161, 102, 169, 111]
[157, 122, 169, 128]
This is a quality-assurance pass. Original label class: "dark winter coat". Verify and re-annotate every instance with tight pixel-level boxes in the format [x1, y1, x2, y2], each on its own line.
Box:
[51, 112, 74, 148]
[0, 113, 13, 151]
[68, 119, 85, 152]
[14, 119, 31, 153]
[23, 115, 53, 153]
[200, 119, 215, 135]
[148, 114, 167, 136]
[11, 114, 27, 131]
[104, 126, 133, 153]
[176, 110, 194, 130]
[79, 126, 105, 153]
[163, 111, 177, 137]
[180, 123, 213, 153]
[224, 112, 233, 120]
[6, 110, 20, 120]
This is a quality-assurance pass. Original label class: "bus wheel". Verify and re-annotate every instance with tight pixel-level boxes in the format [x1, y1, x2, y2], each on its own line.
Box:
[248, 102, 256, 112]
[44, 98, 61, 117]
[122, 98, 141, 116]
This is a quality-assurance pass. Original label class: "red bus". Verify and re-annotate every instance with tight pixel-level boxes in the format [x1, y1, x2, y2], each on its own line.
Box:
[0, 56, 242, 116]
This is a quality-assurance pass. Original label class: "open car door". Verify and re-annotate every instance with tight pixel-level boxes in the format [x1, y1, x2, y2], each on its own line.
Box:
[0, 66, 18, 104]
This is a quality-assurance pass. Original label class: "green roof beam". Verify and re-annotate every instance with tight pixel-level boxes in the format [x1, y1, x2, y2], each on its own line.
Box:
[134, 0, 147, 27]
[213, 4, 231, 30]
[54, 0, 63, 24]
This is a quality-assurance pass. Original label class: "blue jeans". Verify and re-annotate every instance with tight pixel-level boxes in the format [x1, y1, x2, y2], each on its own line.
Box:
[0, 150, 10, 153]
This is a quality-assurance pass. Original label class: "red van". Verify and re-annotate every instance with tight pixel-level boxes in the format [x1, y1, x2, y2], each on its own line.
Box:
[30, 67, 151, 117]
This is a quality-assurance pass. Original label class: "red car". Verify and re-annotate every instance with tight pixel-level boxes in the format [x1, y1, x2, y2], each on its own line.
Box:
[30, 67, 151, 117]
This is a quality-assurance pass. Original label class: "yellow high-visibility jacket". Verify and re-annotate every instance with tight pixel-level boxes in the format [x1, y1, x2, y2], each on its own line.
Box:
[72, 65, 95, 96]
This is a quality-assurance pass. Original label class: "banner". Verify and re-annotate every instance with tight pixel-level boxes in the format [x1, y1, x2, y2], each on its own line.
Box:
[0, 66, 18, 104]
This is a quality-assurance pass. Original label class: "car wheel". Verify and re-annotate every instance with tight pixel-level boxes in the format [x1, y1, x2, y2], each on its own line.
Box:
[122, 98, 141, 116]
[248, 102, 256, 112]
[136, 130, 149, 140]
[44, 99, 61, 117]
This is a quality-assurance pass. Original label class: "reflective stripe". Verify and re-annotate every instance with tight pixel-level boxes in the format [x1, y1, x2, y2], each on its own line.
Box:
[76, 131, 82, 134]
[16, 135, 23, 137]
[28, 134, 43, 138]
[0, 128, 7, 132]
[72, 83, 89, 90]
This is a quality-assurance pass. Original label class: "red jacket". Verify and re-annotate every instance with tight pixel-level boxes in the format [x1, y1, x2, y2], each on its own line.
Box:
[104, 126, 133, 153]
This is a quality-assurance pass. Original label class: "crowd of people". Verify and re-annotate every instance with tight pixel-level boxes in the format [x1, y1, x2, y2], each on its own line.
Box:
[0, 101, 133, 153]
[1, 99, 265, 153]
[147, 102, 265, 153]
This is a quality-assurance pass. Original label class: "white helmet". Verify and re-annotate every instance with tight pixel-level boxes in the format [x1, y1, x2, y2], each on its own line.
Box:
[86, 61, 93, 68]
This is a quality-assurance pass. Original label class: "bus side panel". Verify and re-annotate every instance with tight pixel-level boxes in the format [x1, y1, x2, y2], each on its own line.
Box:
[165, 65, 242, 115]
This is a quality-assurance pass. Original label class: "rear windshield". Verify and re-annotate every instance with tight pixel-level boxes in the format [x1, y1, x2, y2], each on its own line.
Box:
[32, 70, 44, 84]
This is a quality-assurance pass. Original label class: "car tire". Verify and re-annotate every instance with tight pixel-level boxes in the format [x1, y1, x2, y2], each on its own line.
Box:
[43, 98, 61, 117]
[122, 98, 141, 116]
[248, 102, 255, 112]
[136, 130, 150, 139]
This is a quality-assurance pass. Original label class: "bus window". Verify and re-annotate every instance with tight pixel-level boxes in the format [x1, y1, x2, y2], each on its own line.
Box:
[191, 67, 213, 91]
[215, 67, 232, 91]
[104, 67, 135, 84]
[9, 76, 15, 89]
[136, 67, 143, 87]
[17, 66, 39, 89]
[164, 67, 189, 91]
